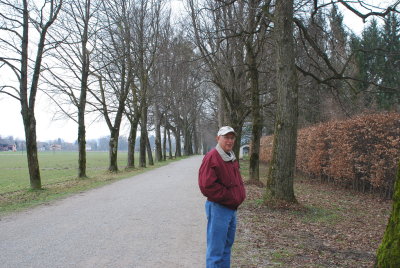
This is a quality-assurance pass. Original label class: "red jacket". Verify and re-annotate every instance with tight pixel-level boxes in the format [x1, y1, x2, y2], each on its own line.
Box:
[198, 148, 246, 210]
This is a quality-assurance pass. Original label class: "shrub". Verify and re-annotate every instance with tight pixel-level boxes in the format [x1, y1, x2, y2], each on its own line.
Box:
[260, 113, 400, 197]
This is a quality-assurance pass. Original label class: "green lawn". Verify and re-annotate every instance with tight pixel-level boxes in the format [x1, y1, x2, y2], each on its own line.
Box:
[0, 151, 134, 193]
[0, 151, 181, 214]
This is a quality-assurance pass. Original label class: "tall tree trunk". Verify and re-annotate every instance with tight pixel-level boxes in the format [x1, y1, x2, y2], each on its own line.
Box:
[19, 0, 62, 189]
[20, 0, 41, 189]
[167, 128, 173, 159]
[248, 49, 262, 182]
[154, 106, 163, 161]
[108, 128, 119, 172]
[22, 113, 41, 189]
[202, 132, 208, 155]
[375, 161, 400, 267]
[193, 121, 199, 154]
[264, 0, 298, 203]
[139, 106, 148, 168]
[163, 124, 167, 161]
[127, 119, 139, 169]
[183, 125, 192, 156]
[77, 1, 90, 179]
[77, 113, 87, 178]
[218, 89, 225, 127]
[174, 128, 182, 157]
[229, 119, 243, 160]
[146, 135, 154, 165]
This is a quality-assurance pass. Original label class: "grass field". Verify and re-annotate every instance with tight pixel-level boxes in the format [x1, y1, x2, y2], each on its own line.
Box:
[0, 151, 182, 215]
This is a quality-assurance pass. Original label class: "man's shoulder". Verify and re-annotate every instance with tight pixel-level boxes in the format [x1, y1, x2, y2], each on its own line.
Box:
[201, 148, 220, 164]
[203, 148, 218, 158]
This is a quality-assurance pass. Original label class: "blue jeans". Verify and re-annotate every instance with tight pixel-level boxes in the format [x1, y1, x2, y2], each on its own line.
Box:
[205, 201, 237, 268]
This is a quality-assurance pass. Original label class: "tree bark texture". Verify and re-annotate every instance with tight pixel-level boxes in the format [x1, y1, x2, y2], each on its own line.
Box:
[20, 0, 41, 189]
[154, 105, 163, 161]
[139, 102, 148, 167]
[20, 0, 62, 189]
[127, 119, 139, 169]
[375, 161, 400, 267]
[174, 128, 182, 157]
[146, 135, 154, 166]
[167, 128, 173, 159]
[183, 125, 193, 156]
[248, 44, 262, 181]
[77, 1, 90, 179]
[163, 125, 167, 161]
[77, 115, 87, 178]
[265, 0, 298, 203]
[193, 121, 200, 154]
[22, 113, 41, 189]
[108, 128, 119, 172]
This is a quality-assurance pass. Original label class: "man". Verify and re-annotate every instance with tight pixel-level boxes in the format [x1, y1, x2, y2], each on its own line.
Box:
[198, 126, 246, 268]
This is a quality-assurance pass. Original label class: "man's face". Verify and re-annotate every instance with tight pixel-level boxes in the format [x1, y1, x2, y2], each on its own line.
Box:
[217, 132, 236, 152]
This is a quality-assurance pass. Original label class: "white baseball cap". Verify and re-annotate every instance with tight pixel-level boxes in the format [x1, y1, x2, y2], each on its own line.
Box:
[217, 126, 236, 136]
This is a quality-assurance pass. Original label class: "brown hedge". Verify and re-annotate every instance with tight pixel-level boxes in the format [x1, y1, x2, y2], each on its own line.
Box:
[260, 113, 400, 196]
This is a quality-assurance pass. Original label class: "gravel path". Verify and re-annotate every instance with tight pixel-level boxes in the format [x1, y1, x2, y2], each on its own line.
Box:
[0, 156, 206, 268]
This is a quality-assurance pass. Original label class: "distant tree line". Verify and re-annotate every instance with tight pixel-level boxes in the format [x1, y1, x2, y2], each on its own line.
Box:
[0, 134, 175, 153]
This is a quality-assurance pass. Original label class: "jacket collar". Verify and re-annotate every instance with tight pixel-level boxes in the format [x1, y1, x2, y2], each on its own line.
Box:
[216, 144, 236, 162]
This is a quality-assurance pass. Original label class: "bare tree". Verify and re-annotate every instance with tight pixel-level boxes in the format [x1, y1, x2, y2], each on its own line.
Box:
[125, 83, 141, 169]
[90, 0, 133, 172]
[129, 0, 165, 167]
[263, 0, 400, 203]
[159, 32, 206, 157]
[0, 0, 63, 189]
[264, 0, 298, 204]
[43, 0, 101, 178]
[188, 0, 252, 157]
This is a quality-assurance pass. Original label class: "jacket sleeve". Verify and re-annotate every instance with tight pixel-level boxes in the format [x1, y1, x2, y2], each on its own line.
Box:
[198, 154, 233, 204]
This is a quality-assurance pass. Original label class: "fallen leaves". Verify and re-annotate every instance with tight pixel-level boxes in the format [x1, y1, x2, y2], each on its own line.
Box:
[232, 178, 392, 267]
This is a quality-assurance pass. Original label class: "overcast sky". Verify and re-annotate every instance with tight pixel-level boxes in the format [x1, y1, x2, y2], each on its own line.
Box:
[0, 1, 388, 142]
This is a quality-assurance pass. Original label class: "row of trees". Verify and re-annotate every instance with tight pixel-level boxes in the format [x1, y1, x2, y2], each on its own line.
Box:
[1, 0, 399, 200]
[0, 0, 216, 188]
[1, 0, 399, 262]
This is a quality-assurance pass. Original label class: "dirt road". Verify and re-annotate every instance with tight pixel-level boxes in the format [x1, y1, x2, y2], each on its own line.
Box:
[0, 156, 206, 268]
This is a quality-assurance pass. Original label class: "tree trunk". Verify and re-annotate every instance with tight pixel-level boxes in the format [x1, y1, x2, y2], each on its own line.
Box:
[167, 128, 173, 159]
[22, 113, 41, 189]
[20, 1, 41, 190]
[248, 49, 262, 182]
[77, 113, 87, 178]
[108, 128, 119, 172]
[163, 125, 167, 161]
[218, 89, 225, 127]
[174, 128, 182, 157]
[127, 119, 139, 169]
[183, 125, 192, 156]
[202, 133, 208, 155]
[77, 4, 90, 179]
[139, 106, 148, 168]
[154, 107, 163, 161]
[146, 135, 154, 165]
[264, 0, 298, 204]
[19, 0, 61, 189]
[229, 120, 243, 160]
[375, 161, 400, 267]
[193, 121, 200, 154]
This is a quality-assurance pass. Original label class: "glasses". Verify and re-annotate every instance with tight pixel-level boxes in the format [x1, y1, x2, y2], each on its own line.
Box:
[222, 135, 236, 140]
